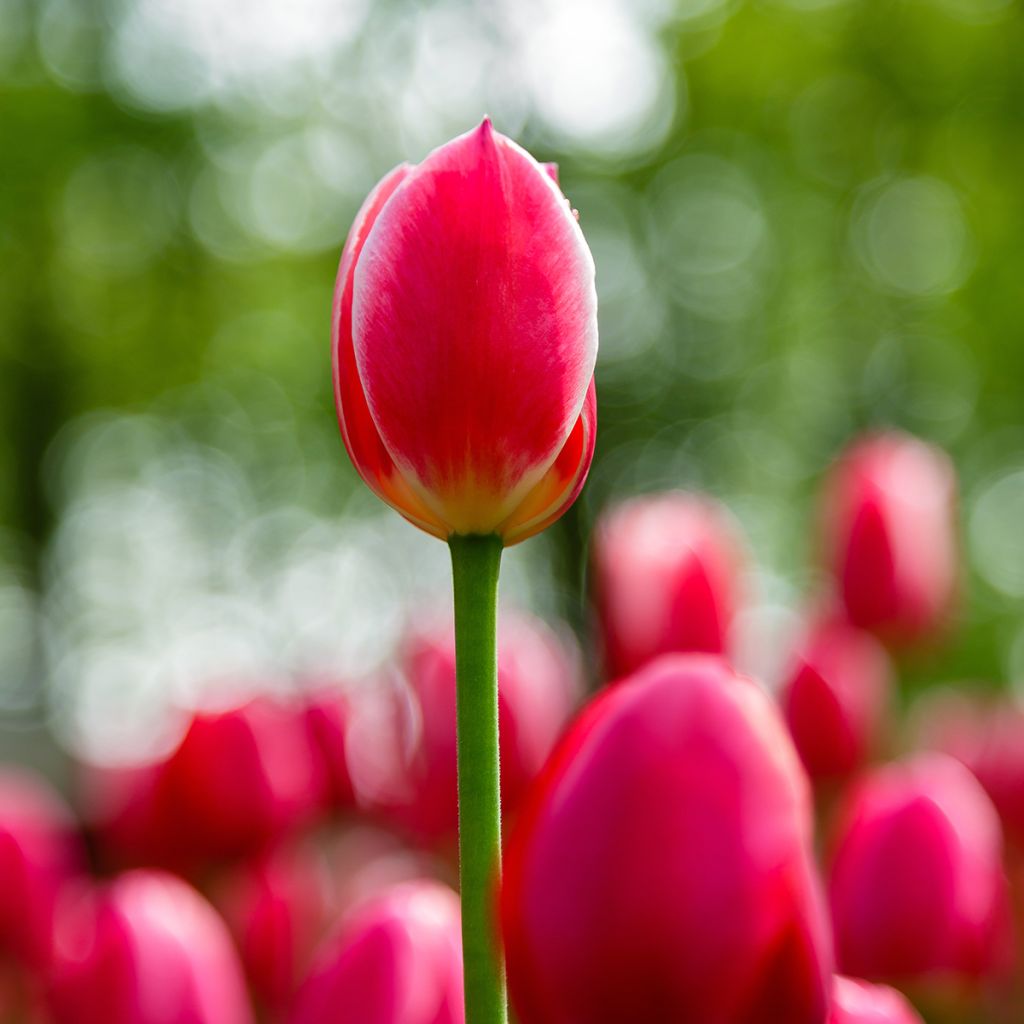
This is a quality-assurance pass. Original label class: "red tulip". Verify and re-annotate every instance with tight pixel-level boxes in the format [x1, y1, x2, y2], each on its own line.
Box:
[821, 432, 957, 645]
[828, 753, 1013, 986]
[591, 492, 745, 678]
[0, 769, 82, 969]
[288, 879, 464, 1024]
[827, 976, 923, 1024]
[780, 618, 893, 781]
[332, 118, 598, 544]
[302, 685, 355, 811]
[501, 654, 832, 1024]
[47, 870, 253, 1024]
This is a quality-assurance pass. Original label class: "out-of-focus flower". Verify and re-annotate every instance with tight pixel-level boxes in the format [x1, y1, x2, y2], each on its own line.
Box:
[828, 753, 1013, 987]
[288, 879, 464, 1024]
[913, 689, 1024, 852]
[501, 654, 832, 1024]
[302, 685, 355, 812]
[780, 618, 893, 781]
[349, 611, 581, 846]
[591, 492, 745, 679]
[827, 975, 923, 1023]
[820, 432, 958, 645]
[47, 870, 253, 1024]
[0, 769, 82, 969]
[332, 118, 598, 545]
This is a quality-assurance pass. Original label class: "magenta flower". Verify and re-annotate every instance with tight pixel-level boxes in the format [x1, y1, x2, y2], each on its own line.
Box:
[501, 654, 832, 1024]
[333, 118, 597, 544]
[827, 976, 923, 1024]
[591, 492, 745, 678]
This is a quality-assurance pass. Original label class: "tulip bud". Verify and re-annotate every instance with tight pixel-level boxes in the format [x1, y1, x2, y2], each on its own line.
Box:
[289, 880, 464, 1024]
[591, 492, 745, 679]
[828, 976, 923, 1024]
[780, 618, 893, 781]
[0, 770, 82, 970]
[333, 118, 598, 544]
[501, 654, 832, 1023]
[820, 432, 957, 645]
[828, 754, 1013, 986]
[47, 870, 253, 1024]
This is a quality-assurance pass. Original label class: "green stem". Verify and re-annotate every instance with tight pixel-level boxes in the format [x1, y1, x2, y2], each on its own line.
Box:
[449, 532, 508, 1024]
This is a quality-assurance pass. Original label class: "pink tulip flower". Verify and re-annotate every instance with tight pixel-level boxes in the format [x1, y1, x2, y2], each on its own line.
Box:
[828, 753, 1013, 986]
[591, 492, 745, 678]
[827, 976, 923, 1024]
[288, 879, 464, 1024]
[820, 432, 957, 645]
[332, 118, 597, 544]
[47, 870, 254, 1024]
[302, 685, 355, 812]
[780, 618, 893, 781]
[0, 769, 82, 969]
[501, 654, 832, 1024]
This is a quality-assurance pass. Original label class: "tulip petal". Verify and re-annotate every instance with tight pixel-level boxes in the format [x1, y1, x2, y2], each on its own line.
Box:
[353, 118, 598, 536]
[332, 163, 449, 538]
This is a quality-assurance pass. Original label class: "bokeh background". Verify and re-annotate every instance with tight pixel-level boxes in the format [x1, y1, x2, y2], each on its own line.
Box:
[2, 0, 1023, 783]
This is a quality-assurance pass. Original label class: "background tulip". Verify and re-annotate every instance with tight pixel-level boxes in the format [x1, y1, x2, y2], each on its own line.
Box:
[302, 685, 356, 813]
[780, 618, 893, 781]
[820, 432, 957, 645]
[333, 117, 598, 545]
[501, 653, 832, 1024]
[591, 492, 745, 679]
[289, 879, 464, 1024]
[47, 870, 254, 1024]
[828, 976, 923, 1024]
[828, 753, 1013, 986]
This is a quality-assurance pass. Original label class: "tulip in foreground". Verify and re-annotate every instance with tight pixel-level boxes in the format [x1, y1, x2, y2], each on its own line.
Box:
[289, 880, 464, 1024]
[780, 618, 892, 781]
[501, 654, 832, 1023]
[332, 118, 598, 1023]
[47, 870, 253, 1024]
[592, 492, 744, 678]
[820, 432, 957, 645]
[827, 976, 923, 1024]
[828, 754, 1013, 988]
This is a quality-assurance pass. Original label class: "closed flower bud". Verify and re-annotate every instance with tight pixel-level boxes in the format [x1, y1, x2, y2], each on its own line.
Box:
[501, 654, 832, 1024]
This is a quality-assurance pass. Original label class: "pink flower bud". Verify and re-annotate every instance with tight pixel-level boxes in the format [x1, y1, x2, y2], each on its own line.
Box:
[0, 770, 82, 969]
[333, 119, 598, 544]
[288, 880, 464, 1024]
[828, 754, 1014, 986]
[821, 433, 957, 645]
[47, 870, 253, 1024]
[592, 492, 745, 679]
[501, 654, 832, 1023]
[828, 976, 923, 1024]
[780, 618, 893, 781]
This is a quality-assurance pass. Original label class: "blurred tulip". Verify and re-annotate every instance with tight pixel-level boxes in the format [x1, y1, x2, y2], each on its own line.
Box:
[0, 769, 82, 969]
[914, 689, 1024, 856]
[501, 654, 832, 1024]
[780, 618, 893, 781]
[591, 492, 745, 678]
[828, 753, 1013, 986]
[333, 118, 598, 545]
[821, 432, 957, 645]
[302, 685, 355, 811]
[48, 870, 253, 1024]
[288, 879, 464, 1024]
[828, 975, 923, 1024]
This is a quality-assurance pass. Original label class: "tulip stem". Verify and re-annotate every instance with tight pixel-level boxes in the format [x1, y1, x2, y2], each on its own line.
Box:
[449, 532, 508, 1024]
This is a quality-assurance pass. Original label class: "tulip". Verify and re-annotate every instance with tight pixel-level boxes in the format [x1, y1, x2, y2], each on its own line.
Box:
[591, 492, 745, 678]
[828, 753, 1013, 986]
[827, 976, 923, 1024]
[289, 880, 464, 1024]
[820, 432, 957, 645]
[332, 118, 597, 545]
[0, 769, 82, 969]
[47, 870, 253, 1024]
[780, 618, 893, 781]
[501, 654, 832, 1024]
[302, 685, 356, 812]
